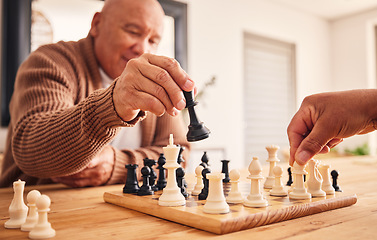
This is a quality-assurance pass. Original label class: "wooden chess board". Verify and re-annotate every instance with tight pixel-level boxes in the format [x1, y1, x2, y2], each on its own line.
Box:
[103, 183, 357, 234]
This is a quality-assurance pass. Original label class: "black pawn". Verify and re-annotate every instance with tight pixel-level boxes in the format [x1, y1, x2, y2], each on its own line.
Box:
[183, 91, 210, 142]
[156, 154, 167, 190]
[200, 151, 209, 168]
[221, 160, 230, 183]
[144, 158, 158, 191]
[286, 167, 293, 186]
[331, 170, 342, 192]
[138, 166, 154, 196]
[176, 167, 188, 198]
[198, 168, 211, 200]
[123, 164, 140, 194]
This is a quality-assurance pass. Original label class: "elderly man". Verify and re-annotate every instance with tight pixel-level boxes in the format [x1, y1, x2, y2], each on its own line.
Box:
[0, 0, 193, 187]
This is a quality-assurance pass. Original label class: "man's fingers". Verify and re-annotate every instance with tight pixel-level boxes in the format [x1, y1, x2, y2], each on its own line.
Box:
[144, 54, 195, 92]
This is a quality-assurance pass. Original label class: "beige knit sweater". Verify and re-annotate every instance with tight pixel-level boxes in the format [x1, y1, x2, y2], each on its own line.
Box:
[0, 35, 190, 188]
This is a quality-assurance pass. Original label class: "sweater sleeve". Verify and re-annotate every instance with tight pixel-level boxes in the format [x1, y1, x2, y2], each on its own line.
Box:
[10, 45, 145, 178]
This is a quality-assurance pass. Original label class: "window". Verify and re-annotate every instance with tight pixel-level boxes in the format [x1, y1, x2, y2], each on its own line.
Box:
[243, 32, 296, 164]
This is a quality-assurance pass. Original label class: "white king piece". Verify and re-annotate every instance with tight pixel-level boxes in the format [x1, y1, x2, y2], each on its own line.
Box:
[158, 134, 186, 206]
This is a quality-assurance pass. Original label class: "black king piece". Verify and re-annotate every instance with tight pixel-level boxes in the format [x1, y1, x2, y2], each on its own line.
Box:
[183, 91, 210, 142]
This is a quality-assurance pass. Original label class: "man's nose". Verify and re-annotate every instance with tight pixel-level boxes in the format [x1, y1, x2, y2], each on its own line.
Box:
[133, 39, 150, 56]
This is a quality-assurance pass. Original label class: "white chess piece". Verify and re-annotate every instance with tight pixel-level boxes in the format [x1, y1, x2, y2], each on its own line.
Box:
[289, 162, 311, 200]
[192, 165, 204, 196]
[226, 169, 244, 204]
[203, 173, 230, 214]
[158, 134, 186, 206]
[29, 195, 56, 239]
[244, 157, 268, 208]
[307, 159, 326, 197]
[4, 179, 28, 229]
[264, 145, 280, 189]
[270, 166, 287, 197]
[21, 190, 41, 231]
[318, 163, 335, 195]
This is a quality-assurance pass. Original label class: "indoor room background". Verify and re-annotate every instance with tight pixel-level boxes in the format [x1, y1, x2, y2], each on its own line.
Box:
[1, 0, 377, 173]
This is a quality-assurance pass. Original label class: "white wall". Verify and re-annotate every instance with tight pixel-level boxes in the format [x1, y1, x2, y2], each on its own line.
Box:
[331, 8, 377, 154]
[182, 0, 332, 172]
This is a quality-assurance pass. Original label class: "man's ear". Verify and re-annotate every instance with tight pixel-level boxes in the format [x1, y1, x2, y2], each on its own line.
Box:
[89, 12, 102, 37]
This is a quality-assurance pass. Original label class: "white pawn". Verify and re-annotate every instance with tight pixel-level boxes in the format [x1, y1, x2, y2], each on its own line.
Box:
[244, 157, 268, 208]
[226, 169, 244, 204]
[192, 165, 204, 196]
[264, 145, 280, 189]
[289, 162, 311, 200]
[29, 195, 56, 239]
[5, 179, 28, 229]
[203, 173, 229, 214]
[270, 166, 287, 197]
[318, 163, 335, 195]
[307, 159, 326, 197]
[21, 190, 41, 231]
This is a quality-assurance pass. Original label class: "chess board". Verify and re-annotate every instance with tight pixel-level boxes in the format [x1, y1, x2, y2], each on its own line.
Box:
[103, 183, 357, 234]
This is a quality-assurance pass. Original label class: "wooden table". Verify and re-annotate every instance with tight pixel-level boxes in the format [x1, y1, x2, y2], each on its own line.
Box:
[1, 156, 377, 239]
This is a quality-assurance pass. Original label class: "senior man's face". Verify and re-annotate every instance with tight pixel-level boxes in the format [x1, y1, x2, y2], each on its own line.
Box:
[90, 0, 164, 79]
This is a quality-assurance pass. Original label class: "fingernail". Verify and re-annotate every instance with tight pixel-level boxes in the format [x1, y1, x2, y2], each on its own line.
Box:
[183, 79, 194, 90]
[296, 150, 311, 165]
[172, 108, 179, 116]
[176, 99, 186, 110]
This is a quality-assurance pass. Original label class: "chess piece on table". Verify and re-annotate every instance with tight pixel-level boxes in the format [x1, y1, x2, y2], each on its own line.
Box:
[176, 167, 189, 198]
[270, 166, 288, 197]
[176, 146, 188, 188]
[264, 145, 280, 189]
[200, 151, 209, 168]
[226, 169, 244, 204]
[158, 134, 186, 206]
[221, 160, 230, 183]
[192, 165, 204, 196]
[137, 166, 154, 196]
[289, 162, 311, 200]
[183, 91, 210, 142]
[198, 168, 211, 200]
[286, 167, 293, 186]
[21, 190, 41, 231]
[318, 164, 335, 195]
[203, 173, 230, 214]
[244, 157, 268, 208]
[123, 164, 140, 194]
[331, 170, 342, 192]
[156, 154, 167, 190]
[29, 195, 55, 239]
[144, 158, 158, 191]
[5, 179, 28, 229]
[306, 159, 326, 197]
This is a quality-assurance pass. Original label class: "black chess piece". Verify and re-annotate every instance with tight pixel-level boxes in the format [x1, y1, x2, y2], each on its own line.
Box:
[177, 145, 185, 165]
[286, 167, 293, 186]
[176, 145, 188, 188]
[331, 170, 342, 192]
[123, 164, 140, 194]
[144, 158, 158, 191]
[183, 91, 210, 142]
[138, 166, 154, 196]
[176, 167, 188, 198]
[199, 151, 209, 168]
[198, 168, 211, 200]
[221, 160, 230, 183]
[156, 154, 167, 190]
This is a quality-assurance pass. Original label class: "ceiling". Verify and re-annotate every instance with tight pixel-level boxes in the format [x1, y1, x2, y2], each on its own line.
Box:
[269, 0, 377, 20]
